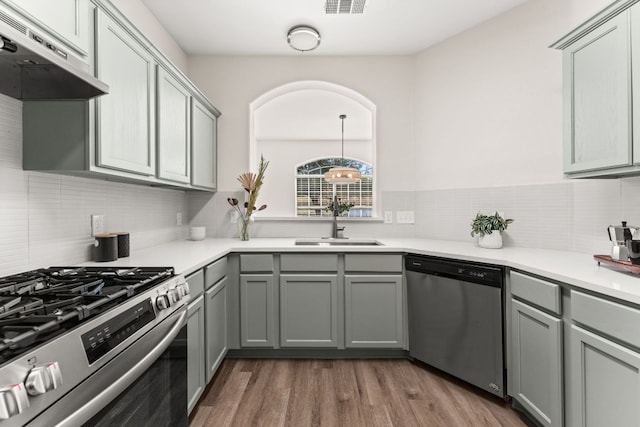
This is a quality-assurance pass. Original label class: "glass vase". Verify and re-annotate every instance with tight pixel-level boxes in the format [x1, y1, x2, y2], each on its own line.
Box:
[237, 215, 253, 241]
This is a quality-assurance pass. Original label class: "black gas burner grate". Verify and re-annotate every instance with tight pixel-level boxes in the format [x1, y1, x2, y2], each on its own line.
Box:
[0, 266, 174, 364]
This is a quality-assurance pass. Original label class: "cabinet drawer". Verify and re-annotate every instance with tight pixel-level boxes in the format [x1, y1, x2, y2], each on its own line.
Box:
[240, 254, 274, 272]
[345, 254, 402, 273]
[186, 269, 204, 299]
[280, 254, 338, 272]
[205, 257, 227, 289]
[511, 271, 561, 314]
[572, 290, 640, 349]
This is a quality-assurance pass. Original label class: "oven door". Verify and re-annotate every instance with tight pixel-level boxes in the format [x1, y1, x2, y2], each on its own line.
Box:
[27, 306, 188, 427]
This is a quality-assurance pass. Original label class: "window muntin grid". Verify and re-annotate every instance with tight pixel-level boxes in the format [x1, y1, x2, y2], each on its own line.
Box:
[296, 158, 373, 217]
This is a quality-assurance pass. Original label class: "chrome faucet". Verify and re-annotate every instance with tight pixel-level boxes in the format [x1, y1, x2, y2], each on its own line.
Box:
[331, 195, 346, 239]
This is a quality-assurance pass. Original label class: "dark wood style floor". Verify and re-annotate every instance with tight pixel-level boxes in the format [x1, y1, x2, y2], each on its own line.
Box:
[189, 358, 530, 427]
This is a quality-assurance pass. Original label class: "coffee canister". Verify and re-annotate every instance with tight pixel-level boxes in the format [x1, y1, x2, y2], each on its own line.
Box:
[94, 234, 118, 262]
[114, 232, 130, 258]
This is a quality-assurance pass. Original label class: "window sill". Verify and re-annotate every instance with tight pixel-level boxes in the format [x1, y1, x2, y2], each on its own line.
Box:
[254, 216, 385, 223]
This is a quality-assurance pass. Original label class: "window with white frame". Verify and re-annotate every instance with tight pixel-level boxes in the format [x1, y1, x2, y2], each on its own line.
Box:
[296, 158, 373, 217]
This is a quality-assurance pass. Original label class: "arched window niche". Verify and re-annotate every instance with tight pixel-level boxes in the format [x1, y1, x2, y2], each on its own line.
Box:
[250, 80, 377, 219]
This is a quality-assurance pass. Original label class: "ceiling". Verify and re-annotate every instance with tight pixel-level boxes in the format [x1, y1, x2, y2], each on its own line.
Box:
[141, 0, 528, 56]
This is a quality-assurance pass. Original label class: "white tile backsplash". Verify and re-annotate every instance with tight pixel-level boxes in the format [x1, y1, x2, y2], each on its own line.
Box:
[0, 94, 188, 275]
[186, 180, 639, 254]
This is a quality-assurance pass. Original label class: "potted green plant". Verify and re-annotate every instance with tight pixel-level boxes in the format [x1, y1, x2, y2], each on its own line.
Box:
[325, 198, 355, 217]
[470, 212, 514, 249]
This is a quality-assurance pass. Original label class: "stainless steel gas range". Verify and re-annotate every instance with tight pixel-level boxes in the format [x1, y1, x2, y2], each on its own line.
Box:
[0, 266, 190, 427]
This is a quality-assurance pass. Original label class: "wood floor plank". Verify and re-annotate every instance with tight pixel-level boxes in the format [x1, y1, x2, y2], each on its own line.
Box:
[203, 364, 252, 427]
[284, 359, 320, 426]
[189, 405, 212, 427]
[193, 358, 529, 427]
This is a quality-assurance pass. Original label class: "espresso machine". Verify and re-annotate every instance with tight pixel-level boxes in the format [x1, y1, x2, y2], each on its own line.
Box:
[608, 221, 640, 260]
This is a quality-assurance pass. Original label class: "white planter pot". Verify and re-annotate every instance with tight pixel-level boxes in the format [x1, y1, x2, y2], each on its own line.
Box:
[479, 232, 503, 249]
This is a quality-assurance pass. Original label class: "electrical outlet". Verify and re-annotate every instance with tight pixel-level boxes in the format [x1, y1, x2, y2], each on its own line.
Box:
[396, 210, 415, 224]
[384, 211, 393, 224]
[91, 214, 104, 236]
[176, 212, 182, 226]
[230, 211, 239, 224]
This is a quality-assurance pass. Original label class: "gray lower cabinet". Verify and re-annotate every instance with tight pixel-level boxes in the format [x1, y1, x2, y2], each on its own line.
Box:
[344, 275, 403, 348]
[186, 294, 205, 414]
[571, 324, 640, 427]
[240, 274, 275, 347]
[280, 274, 338, 347]
[510, 299, 563, 427]
[205, 277, 227, 382]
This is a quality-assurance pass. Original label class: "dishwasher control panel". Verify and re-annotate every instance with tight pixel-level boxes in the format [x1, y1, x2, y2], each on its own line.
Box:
[405, 255, 504, 287]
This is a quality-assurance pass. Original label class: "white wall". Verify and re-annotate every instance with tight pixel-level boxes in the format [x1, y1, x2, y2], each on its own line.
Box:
[187, 56, 415, 193]
[110, 0, 188, 73]
[412, 0, 615, 190]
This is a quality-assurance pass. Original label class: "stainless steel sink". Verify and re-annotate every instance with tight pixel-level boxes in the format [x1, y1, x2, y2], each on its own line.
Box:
[294, 238, 383, 246]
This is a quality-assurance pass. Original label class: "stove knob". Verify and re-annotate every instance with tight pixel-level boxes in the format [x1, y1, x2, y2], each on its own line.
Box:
[176, 283, 189, 299]
[156, 294, 170, 310]
[167, 288, 179, 305]
[0, 383, 29, 420]
[25, 362, 63, 396]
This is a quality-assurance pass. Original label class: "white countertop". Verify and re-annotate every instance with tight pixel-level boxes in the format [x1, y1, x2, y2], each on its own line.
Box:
[83, 237, 640, 306]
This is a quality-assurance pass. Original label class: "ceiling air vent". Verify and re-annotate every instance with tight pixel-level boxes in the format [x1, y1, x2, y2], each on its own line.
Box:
[325, 0, 367, 14]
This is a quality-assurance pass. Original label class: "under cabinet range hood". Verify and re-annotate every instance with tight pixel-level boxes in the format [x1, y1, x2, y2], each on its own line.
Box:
[0, 14, 108, 100]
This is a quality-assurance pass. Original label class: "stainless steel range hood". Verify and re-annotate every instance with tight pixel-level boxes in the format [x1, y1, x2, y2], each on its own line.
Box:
[0, 12, 108, 100]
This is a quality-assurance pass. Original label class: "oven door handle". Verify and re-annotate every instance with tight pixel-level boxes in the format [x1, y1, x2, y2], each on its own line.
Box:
[55, 308, 187, 427]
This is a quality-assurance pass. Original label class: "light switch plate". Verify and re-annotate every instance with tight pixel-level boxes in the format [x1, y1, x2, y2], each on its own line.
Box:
[384, 211, 393, 224]
[176, 212, 182, 226]
[91, 214, 104, 236]
[396, 210, 415, 224]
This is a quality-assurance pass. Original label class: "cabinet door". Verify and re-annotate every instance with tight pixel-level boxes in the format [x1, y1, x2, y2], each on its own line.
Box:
[563, 11, 631, 173]
[4, 0, 89, 54]
[205, 277, 227, 383]
[240, 274, 275, 347]
[191, 98, 217, 190]
[187, 295, 205, 414]
[95, 9, 156, 176]
[511, 299, 563, 427]
[280, 274, 338, 347]
[345, 275, 403, 348]
[571, 325, 640, 427]
[157, 66, 190, 183]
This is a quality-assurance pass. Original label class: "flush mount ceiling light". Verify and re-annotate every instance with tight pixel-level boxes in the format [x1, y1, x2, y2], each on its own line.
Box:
[287, 25, 321, 52]
[324, 114, 362, 185]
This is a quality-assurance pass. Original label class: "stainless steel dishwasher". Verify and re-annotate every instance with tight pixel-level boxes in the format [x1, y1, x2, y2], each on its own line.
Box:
[406, 254, 505, 397]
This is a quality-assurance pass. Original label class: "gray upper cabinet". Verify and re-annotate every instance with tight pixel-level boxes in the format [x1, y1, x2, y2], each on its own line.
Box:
[22, 0, 220, 191]
[552, 1, 640, 177]
[95, 8, 156, 176]
[511, 299, 563, 427]
[191, 98, 218, 190]
[157, 66, 191, 183]
[344, 275, 403, 348]
[3, 0, 90, 55]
